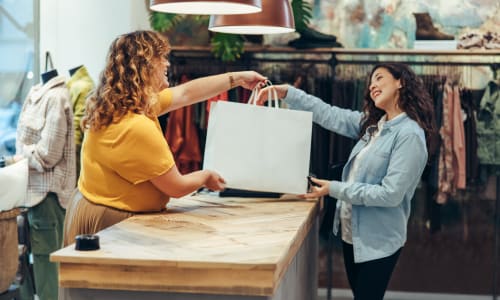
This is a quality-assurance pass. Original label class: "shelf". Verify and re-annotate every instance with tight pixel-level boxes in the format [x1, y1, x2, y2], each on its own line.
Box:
[171, 45, 500, 56]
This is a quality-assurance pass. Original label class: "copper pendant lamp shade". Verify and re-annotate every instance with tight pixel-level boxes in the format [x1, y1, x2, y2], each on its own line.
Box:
[208, 0, 295, 35]
[150, 0, 262, 15]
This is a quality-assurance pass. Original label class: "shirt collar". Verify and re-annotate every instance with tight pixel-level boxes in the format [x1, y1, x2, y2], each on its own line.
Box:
[30, 76, 66, 103]
[381, 112, 407, 129]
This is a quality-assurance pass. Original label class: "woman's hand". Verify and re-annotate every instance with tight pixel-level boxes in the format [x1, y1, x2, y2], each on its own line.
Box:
[255, 84, 289, 105]
[204, 170, 226, 191]
[234, 71, 267, 90]
[301, 177, 330, 200]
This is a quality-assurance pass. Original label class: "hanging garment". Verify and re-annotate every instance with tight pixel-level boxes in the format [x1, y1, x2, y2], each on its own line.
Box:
[16, 75, 76, 208]
[476, 80, 500, 165]
[66, 65, 94, 148]
[437, 82, 455, 204]
[164, 75, 202, 174]
[67, 65, 95, 179]
[205, 91, 228, 128]
[452, 85, 466, 189]
[460, 89, 479, 185]
[437, 82, 467, 203]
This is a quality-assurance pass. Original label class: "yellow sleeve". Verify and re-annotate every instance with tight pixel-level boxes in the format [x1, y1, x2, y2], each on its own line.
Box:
[109, 115, 175, 184]
[158, 88, 173, 113]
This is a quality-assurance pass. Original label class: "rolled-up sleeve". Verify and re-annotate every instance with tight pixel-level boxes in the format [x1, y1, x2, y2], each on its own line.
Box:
[329, 133, 428, 207]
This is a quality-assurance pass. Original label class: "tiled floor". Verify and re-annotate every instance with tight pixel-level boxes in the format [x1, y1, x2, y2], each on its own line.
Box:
[317, 288, 492, 300]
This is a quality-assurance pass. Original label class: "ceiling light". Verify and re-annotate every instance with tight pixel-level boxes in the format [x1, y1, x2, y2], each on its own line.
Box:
[150, 0, 262, 15]
[208, 0, 295, 35]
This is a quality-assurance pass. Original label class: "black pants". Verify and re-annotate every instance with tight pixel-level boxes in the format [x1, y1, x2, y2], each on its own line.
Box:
[342, 242, 402, 300]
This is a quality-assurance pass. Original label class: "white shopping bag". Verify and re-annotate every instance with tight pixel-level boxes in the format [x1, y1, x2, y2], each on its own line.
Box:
[203, 87, 313, 194]
[0, 158, 28, 211]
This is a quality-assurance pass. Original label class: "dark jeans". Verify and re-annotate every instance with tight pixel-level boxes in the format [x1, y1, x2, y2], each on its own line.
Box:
[343, 242, 401, 300]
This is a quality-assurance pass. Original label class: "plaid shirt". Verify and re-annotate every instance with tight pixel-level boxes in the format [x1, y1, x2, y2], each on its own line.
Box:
[16, 76, 76, 208]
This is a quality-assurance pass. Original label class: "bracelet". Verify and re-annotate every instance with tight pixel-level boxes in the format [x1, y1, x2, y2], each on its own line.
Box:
[229, 73, 236, 89]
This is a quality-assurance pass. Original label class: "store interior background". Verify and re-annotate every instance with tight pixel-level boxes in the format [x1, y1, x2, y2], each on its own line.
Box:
[1, 0, 499, 299]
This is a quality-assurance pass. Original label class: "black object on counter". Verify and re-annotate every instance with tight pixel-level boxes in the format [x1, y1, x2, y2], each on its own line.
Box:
[75, 234, 100, 251]
[219, 188, 281, 198]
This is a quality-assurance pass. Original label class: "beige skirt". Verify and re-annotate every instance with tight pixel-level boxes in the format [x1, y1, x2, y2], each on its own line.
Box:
[63, 189, 135, 247]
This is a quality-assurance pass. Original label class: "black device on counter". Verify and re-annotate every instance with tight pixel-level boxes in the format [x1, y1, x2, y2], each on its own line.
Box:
[75, 234, 100, 251]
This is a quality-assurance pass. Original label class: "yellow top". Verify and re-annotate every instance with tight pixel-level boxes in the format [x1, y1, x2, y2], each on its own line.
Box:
[78, 89, 175, 212]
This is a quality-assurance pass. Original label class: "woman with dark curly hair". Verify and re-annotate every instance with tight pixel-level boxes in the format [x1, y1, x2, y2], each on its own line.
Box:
[256, 63, 437, 300]
[63, 30, 266, 246]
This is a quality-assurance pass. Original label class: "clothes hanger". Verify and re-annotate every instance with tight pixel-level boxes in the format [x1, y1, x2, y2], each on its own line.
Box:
[41, 51, 58, 84]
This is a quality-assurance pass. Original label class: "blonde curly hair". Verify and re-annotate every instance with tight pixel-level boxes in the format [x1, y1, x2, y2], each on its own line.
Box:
[83, 30, 171, 131]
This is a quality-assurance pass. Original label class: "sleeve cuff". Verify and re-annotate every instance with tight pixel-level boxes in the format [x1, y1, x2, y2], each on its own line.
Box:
[329, 180, 345, 200]
[22, 145, 44, 172]
[282, 85, 302, 108]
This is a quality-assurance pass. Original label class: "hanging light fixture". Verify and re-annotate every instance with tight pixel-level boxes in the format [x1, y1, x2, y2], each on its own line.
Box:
[208, 0, 295, 35]
[150, 0, 262, 15]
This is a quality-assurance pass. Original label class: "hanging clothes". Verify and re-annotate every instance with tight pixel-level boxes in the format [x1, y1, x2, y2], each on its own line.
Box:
[16, 75, 76, 208]
[16, 75, 75, 300]
[460, 89, 480, 185]
[67, 65, 94, 147]
[476, 80, 500, 166]
[164, 75, 202, 174]
[436, 81, 466, 203]
[205, 91, 228, 128]
[66, 65, 95, 178]
[452, 84, 466, 189]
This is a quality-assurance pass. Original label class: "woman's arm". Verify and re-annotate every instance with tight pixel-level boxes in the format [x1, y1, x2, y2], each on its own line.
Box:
[160, 71, 266, 115]
[257, 84, 363, 139]
[304, 133, 428, 207]
[150, 165, 225, 198]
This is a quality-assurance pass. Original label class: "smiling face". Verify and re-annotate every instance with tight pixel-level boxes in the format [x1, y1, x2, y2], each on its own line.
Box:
[369, 67, 402, 115]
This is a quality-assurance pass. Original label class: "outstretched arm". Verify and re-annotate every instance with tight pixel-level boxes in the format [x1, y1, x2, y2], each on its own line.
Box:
[161, 71, 266, 115]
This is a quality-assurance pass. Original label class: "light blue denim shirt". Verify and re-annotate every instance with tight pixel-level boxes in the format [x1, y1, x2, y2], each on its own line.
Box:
[284, 86, 428, 263]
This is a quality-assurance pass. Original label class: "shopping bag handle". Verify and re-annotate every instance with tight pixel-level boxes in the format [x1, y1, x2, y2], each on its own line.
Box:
[247, 80, 279, 108]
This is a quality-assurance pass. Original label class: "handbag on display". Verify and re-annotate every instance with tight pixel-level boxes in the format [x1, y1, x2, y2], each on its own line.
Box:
[203, 85, 313, 195]
[0, 158, 28, 211]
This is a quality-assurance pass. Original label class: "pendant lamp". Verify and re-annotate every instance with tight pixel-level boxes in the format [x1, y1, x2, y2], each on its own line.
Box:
[150, 0, 262, 15]
[208, 0, 295, 35]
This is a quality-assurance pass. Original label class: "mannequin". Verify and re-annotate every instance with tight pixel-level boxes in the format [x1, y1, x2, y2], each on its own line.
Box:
[41, 69, 58, 84]
[69, 65, 83, 76]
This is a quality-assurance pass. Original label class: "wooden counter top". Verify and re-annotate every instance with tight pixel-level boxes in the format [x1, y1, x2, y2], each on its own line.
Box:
[51, 194, 320, 296]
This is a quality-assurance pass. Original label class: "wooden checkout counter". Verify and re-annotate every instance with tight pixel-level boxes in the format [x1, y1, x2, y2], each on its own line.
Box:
[50, 193, 321, 300]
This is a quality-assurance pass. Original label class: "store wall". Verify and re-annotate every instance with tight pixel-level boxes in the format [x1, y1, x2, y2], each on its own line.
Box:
[39, 0, 151, 82]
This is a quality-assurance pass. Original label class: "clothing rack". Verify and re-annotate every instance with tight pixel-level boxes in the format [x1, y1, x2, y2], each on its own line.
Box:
[169, 46, 500, 299]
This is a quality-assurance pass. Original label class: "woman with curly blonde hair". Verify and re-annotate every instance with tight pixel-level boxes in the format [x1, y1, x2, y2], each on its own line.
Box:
[64, 30, 266, 245]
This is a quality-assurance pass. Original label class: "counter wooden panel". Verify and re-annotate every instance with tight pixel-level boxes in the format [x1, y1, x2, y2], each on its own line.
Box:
[51, 194, 320, 296]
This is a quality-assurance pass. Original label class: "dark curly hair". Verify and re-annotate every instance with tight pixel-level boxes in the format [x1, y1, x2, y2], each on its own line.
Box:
[83, 30, 171, 131]
[360, 63, 438, 159]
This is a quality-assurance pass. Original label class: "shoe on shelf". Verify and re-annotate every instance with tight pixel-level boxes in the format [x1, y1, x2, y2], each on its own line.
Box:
[413, 12, 454, 40]
[297, 26, 338, 42]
